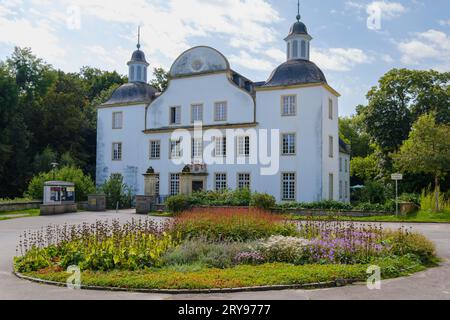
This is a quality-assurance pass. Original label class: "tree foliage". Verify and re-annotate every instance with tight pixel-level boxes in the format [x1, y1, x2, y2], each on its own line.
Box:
[26, 166, 95, 201]
[393, 114, 450, 210]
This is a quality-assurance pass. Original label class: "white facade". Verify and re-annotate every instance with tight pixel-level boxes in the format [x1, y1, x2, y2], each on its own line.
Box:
[96, 14, 351, 203]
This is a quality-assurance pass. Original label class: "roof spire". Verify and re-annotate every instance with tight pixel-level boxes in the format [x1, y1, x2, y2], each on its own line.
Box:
[296, 0, 301, 21]
[137, 26, 141, 50]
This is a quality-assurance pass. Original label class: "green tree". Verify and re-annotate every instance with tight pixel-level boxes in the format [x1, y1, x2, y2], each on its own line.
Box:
[339, 114, 373, 157]
[26, 166, 95, 201]
[80, 66, 126, 101]
[0, 65, 31, 197]
[350, 154, 379, 182]
[393, 113, 450, 211]
[149, 67, 169, 92]
[32, 146, 57, 174]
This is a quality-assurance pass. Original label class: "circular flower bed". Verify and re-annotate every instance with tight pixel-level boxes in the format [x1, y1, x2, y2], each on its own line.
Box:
[14, 208, 438, 291]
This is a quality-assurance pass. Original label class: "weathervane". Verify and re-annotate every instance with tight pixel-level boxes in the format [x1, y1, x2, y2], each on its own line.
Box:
[297, 0, 301, 21]
[137, 26, 141, 50]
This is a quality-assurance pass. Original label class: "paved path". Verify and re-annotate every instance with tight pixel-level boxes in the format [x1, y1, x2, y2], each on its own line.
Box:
[1, 211, 449, 300]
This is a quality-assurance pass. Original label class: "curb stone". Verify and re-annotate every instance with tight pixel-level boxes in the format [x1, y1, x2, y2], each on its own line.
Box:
[13, 271, 358, 295]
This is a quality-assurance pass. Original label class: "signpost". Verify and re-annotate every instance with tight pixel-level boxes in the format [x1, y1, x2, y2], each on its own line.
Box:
[391, 173, 403, 216]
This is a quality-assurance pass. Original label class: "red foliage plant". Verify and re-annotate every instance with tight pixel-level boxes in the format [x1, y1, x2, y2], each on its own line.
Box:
[169, 207, 298, 242]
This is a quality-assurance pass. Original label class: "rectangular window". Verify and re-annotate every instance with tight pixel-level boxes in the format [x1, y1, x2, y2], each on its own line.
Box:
[112, 142, 122, 161]
[329, 136, 334, 158]
[214, 102, 227, 121]
[282, 133, 296, 155]
[238, 173, 251, 190]
[214, 136, 227, 157]
[170, 173, 180, 196]
[150, 140, 161, 159]
[339, 180, 343, 199]
[170, 106, 181, 125]
[339, 157, 343, 172]
[192, 138, 203, 160]
[345, 159, 348, 173]
[329, 173, 334, 200]
[282, 173, 296, 201]
[191, 104, 203, 123]
[169, 139, 182, 159]
[328, 98, 333, 120]
[237, 136, 250, 157]
[215, 173, 227, 191]
[112, 112, 123, 129]
[345, 181, 348, 198]
[281, 95, 296, 116]
[155, 173, 160, 196]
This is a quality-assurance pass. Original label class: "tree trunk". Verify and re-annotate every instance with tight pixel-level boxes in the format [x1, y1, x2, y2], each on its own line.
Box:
[435, 175, 440, 212]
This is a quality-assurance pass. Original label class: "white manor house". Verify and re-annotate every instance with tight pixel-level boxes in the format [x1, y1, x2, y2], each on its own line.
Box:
[96, 11, 351, 203]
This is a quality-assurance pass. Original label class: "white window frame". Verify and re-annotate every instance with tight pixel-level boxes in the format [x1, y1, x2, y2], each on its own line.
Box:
[191, 103, 203, 123]
[281, 172, 296, 201]
[237, 173, 251, 190]
[169, 139, 182, 159]
[282, 133, 296, 156]
[169, 106, 181, 125]
[192, 138, 203, 161]
[214, 136, 227, 157]
[155, 173, 160, 196]
[169, 173, 180, 196]
[215, 173, 228, 191]
[329, 173, 334, 200]
[112, 112, 123, 129]
[112, 142, 122, 161]
[329, 136, 334, 158]
[281, 95, 297, 116]
[328, 98, 333, 120]
[237, 136, 250, 157]
[149, 140, 161, 159]
[214, 101, 227, 122]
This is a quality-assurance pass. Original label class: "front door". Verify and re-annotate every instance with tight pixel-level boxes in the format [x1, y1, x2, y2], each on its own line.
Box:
[192, 181, 204, 193]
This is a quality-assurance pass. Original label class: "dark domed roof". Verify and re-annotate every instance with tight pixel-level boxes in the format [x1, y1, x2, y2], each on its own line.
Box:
[130, 49, 148, 64]
[288, 20, 308, 37]
[263, 59, 327, 87]
[102, 83, 156, 106]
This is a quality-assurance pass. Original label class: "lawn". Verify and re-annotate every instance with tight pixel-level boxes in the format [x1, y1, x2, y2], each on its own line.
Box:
[288, 210, 450, 223]
[0, 209, 40, 221]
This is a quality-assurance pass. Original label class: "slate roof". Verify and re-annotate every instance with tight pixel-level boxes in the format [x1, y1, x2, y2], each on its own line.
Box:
[263, 59, 327, 87]
[102, 83, 157, 106]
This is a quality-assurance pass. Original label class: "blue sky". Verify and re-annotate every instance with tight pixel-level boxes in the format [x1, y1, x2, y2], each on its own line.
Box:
[1, 0, 449, 116]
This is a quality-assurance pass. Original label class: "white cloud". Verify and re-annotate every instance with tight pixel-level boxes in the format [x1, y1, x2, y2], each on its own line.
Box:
[264, 48, 285, 63]
[0, 2, 66, 64]
[61, 0, 281, 60]
[381, 53, 394, 63]
[228, 50, 274, 71]
[439, 19, 450, 26]
[398, 29, 450, 69]
[311, 48, 373, 72]
[366, 1, 406, 20]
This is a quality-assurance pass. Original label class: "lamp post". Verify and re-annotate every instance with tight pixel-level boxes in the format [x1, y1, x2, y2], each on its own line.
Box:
[51, 162, 59, 181]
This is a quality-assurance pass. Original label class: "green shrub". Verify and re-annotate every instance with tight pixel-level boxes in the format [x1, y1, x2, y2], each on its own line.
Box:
[99, 175, 133, 209]
[399, 193, 421, 206]
[385, 230, 437, 265]
[189, 189, 252, 207]
[25, 166, 95, 201]
[166, 194, 191, 213]
[250, 193, 276, 210]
